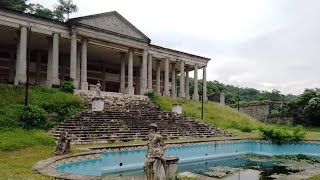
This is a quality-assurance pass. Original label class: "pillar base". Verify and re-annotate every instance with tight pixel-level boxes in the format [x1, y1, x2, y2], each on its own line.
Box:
[164, 91, 171, 97]
[52, 78, 60, 86]
[14, 75, 26, 85]
[140, 88, 147, 95]
[127, 86, 134, 95]
[179, 92, 186, 98]
[46, 80, 52, 87]
[81, 81, 88, 90]
[171, 93, 177, 98]
[72, 79, 79, 89]
[192, 94, 199, 101]
[147, 88, 153, 93]
[120, 88, 126, 94]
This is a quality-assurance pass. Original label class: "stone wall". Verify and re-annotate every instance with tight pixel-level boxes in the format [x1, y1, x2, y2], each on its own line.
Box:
[266, 115, 294, 125]
[238, 104, 270, 121]
[235, 102, 294, 125]
[208, 92, 225, 105]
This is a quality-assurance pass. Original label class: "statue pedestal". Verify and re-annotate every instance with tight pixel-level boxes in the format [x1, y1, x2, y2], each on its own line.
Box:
[172, 104, 182, 114]
[92, 97, 104, 112]
[164, 156, 179, 180]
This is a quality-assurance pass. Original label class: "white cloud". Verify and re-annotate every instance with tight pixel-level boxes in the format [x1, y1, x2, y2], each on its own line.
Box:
[29, 0, 320, 95]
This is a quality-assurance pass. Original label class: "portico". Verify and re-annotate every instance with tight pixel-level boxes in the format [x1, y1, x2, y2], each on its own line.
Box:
[0, 8, 209, 100]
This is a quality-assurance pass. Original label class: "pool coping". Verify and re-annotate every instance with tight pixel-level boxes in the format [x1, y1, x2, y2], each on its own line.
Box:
[32, 139, 320, 180]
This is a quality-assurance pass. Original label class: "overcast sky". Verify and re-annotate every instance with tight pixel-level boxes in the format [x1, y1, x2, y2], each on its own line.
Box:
[30, 0, 320, 95]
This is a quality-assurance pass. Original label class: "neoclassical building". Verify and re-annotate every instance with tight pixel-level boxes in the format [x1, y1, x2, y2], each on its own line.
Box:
[0, 8, 209, 100]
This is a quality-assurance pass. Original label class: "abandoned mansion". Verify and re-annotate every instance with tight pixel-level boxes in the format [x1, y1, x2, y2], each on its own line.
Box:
[0, 8, 210, 100]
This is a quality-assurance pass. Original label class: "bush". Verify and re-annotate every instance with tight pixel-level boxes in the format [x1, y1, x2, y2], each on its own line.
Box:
[40, 95, 84, 123]
[259, 125, 305, 144]
[19, 105, 47, 129]
[238, 125, 253, 132]
[147, 90, 161, 107]
[59, 80, 75, 93]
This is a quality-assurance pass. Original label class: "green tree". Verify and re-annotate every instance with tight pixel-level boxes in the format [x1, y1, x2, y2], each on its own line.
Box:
[54, 0, 78, 21]
[303, 97, 320, 126]
[280, 88, 320, 125]
[28, 4, 55, 19]
[27, 3, 64, 21]
[0, 0, 29, 11]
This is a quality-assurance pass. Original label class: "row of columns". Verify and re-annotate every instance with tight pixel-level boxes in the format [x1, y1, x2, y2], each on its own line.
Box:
[117, 49, 207, 100]
[13, 26, 207, 100]
[13, 26, 89, 90]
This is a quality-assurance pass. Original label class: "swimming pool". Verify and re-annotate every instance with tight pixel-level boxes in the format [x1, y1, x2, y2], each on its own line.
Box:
[56, 141, 320, 177]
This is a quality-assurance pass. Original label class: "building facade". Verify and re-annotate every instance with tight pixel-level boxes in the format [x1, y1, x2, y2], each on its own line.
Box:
[0, 8, 209, 100]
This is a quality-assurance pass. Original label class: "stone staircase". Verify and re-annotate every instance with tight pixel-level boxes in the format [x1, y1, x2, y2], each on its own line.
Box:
[50, 91, 230, 144]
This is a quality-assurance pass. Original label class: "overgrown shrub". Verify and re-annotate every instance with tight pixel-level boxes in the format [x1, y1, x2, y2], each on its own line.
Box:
[19, 105, 48, 129]
[259, 125, 305, 144]
[59, 80, 75, 93]
[147, 90, 160, 107]
[238, 125, 253, 132]
[40, 96, 84, 123]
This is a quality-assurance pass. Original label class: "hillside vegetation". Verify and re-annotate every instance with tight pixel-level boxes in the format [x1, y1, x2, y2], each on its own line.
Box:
[0, 84, 84, 129]
[150, 93, 262, 132]
[0, 84, 84, 151]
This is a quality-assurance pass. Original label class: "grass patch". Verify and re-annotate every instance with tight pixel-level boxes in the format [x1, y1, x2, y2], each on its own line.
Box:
[0, 129, 54, 151]
[0, 145, 56, 179]
[152, 95, 262, 132]
[309, 175, 320, 180]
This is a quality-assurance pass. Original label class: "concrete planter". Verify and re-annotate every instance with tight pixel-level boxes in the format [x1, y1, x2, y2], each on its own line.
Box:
[92, 97, 104, 112]
[172, 104, 182, 114]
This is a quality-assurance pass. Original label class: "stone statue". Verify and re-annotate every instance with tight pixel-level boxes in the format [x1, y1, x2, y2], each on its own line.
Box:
[96, 81, 102, 98]
[55, 131, 71, 155]
[143, 123, 167, 180]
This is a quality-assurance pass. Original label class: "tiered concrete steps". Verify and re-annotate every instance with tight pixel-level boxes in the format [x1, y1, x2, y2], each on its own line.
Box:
[50, 91, 230, 144]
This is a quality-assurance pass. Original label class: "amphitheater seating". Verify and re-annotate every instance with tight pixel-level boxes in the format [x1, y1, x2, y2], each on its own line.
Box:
[50, 91, 230, 144]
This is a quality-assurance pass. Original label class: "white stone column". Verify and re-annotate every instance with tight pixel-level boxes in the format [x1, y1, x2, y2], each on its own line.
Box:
[35, 51, 41, 84]
[14, 26, 27, 85]
[203, 66, 207, 101]
[140, 50, 148, 95]
[192, 64, 199, 101]
[127, 48, 134, 95]
[51, 33, 60, 86]
[185, 66, 190, 100]
[81, 39, 88, 90]
[156, 59, 161, 94]
[139, 56, 143, 94]
[76, 44, 81, 89]
[14, 37, 20, 83]
[164, 57, 170, 96]
[46, 37, 53, 87]
[147, 54, 153, 92]
[70, 31, 78, 88]
[120, 52, 126, 93]
[101, 63, 106, 91]
[179, 60, 185, 98]
[171, 62, 177, 98]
